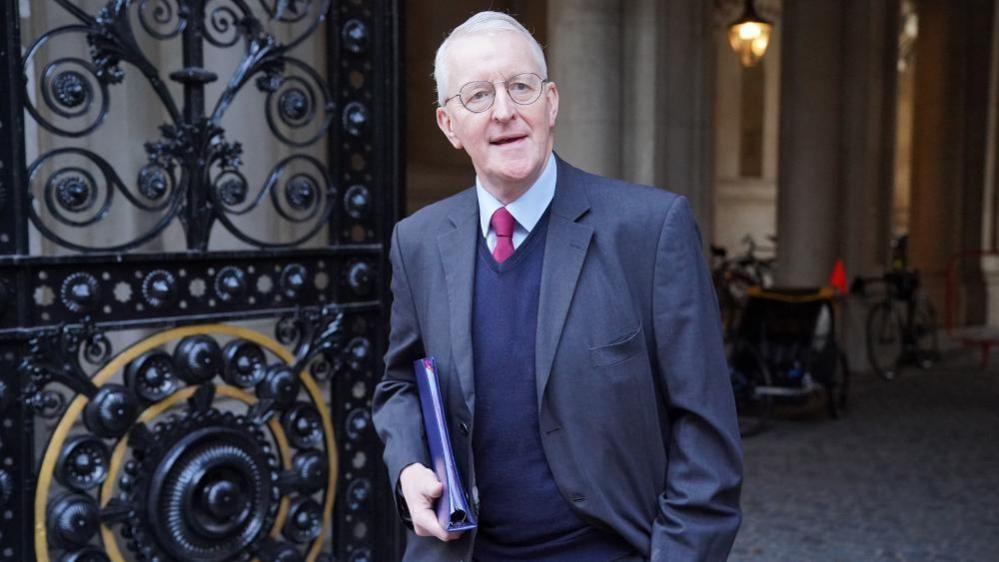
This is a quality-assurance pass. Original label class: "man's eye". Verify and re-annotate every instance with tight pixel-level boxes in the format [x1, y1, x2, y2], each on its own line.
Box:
[510, 81, 531, 92]
[468, 90, 490, 101]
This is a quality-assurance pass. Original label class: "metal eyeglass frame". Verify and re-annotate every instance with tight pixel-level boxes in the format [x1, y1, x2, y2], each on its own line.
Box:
[442, 72, 550, 113]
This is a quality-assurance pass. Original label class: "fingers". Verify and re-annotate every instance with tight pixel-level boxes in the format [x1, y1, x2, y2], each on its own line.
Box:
[423, 478, 443, 499]
[411, 508, 460, 541]
[400, 464, 440, 507]
[399, 463, 462, 542]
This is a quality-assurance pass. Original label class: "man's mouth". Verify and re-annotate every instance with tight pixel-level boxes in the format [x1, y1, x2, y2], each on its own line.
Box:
[490, 134, 527, 146]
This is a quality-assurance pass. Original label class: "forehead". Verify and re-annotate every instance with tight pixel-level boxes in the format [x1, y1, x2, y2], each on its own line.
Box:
[445, 30, 540, 84]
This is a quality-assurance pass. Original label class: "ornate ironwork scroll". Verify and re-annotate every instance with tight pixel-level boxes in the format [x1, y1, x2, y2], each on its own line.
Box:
[20, 0, 339, 252]
[0, 0, 400, 560]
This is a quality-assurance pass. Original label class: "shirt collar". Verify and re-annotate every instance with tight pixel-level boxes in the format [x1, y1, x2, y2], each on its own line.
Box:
[476, 152, 557, 237]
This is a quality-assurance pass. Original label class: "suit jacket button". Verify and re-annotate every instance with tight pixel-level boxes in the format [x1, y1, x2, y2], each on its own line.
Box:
[459, 421, 469, 436]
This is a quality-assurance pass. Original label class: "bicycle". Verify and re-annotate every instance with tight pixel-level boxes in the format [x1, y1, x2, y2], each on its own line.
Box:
[851, 269, 940, 380]
[711, 235, 776, 338]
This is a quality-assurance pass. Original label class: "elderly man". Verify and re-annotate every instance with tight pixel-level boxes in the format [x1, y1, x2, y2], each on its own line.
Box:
[372, 11, 742, 562]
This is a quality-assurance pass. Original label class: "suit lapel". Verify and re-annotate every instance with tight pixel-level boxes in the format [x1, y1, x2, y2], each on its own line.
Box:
[535, 159, 593, 412]
[437, 191, 479, 413]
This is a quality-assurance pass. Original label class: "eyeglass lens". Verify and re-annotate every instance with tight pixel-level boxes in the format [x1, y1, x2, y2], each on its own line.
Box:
[458, 73, 544, 113]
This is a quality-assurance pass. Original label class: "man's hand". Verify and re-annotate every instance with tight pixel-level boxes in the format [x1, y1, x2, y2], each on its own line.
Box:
[399, 463, 462, 542]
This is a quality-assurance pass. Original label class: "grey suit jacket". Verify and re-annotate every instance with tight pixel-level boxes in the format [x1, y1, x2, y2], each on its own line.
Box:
[372, 157, 743, 562]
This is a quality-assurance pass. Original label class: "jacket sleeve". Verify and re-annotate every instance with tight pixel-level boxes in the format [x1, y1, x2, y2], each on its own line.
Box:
[371, 223, 432, 524]
[649, 196, 743, 562]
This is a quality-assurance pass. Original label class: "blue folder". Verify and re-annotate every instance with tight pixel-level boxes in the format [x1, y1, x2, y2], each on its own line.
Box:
[414, 357, 478, 532]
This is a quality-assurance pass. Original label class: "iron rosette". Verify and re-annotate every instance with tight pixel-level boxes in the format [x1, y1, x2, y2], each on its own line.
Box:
[32, 318, 342, 562]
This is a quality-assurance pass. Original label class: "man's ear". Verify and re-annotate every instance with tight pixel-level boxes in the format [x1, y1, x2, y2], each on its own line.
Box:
[436, 107, 463, 149]
[545, 81, 559, 128]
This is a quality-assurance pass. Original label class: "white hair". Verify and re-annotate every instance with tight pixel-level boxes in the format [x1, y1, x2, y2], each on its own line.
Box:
[433, 11, 548, 106]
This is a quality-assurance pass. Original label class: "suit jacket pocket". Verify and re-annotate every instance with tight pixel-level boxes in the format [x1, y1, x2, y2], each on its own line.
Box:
[589, 325, 644, 367]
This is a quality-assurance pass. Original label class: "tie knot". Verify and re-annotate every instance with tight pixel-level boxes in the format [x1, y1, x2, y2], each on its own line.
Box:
[491, 207, 515, 238]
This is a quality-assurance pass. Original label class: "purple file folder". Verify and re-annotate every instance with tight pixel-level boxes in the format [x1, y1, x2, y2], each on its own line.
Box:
[414, 357, 477, 533]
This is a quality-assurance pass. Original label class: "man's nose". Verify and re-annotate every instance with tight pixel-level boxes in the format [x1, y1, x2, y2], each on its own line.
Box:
[491, 85, 516, 121]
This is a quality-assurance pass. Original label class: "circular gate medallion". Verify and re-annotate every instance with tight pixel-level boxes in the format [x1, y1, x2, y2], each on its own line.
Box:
[34, 324, 337, 562]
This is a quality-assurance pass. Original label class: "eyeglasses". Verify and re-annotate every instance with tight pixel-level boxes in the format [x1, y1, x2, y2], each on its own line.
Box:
[443, 73, 549, 113]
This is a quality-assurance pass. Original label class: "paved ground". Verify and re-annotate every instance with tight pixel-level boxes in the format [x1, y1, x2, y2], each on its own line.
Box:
[730, 353, 999, 562]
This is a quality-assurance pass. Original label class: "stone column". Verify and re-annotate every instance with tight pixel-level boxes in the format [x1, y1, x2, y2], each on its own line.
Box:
[839, 0, 900, 366]
[775, 0, 847, 287]
[909, 0, 993, 325]
[547, 0, 623, 179]
[983, 0, 999, 325]
[654, 0, 715, 237]
[548, 0, 715, 233]
[776, 0, 899, 366]
[621, 0, 658, 186]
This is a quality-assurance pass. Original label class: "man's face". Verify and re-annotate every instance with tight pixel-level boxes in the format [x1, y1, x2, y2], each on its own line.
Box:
[436, 31, 559, 195]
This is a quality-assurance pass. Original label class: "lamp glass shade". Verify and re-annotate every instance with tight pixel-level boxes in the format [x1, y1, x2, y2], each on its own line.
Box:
[728, 1, 773, 68]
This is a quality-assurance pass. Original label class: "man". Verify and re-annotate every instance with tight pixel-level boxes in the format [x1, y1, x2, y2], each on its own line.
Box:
[372, 11, 742, 562]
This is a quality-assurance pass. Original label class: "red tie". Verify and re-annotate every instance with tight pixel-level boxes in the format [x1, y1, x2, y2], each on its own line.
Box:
[491, 207, 515, 264]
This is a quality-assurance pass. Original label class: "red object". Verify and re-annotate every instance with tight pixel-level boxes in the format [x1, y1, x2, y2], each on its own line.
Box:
[491, 207, 515, 264]
[829, 258, 847, 295]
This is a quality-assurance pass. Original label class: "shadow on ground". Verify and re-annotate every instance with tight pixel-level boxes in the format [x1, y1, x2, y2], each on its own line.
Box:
[730, 353, 999, 561]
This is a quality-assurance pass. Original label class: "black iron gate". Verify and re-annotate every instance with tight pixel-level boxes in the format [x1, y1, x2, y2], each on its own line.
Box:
[0, 0, 401, 560]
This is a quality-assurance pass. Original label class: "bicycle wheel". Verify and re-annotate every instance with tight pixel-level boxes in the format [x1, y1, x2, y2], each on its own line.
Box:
[912, 297, 940, 368]
[727, 340, 773, 437]
[866, 302, 903, 380]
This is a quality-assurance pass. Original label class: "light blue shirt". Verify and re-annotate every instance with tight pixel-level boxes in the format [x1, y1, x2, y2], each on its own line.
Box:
[476, 152, 557, 253]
